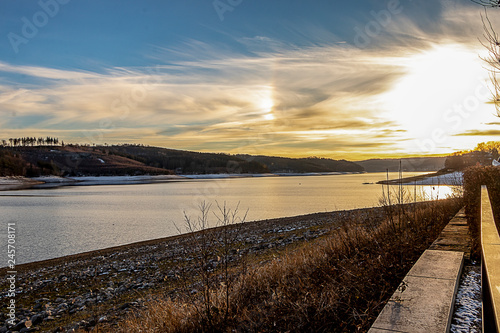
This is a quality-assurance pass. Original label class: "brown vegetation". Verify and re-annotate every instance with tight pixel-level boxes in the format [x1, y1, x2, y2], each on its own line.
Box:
[117, 198, 462, 333]
[0, 143, 368, 177]
[444, 141, 500, 171]
[0, 149, 28, 176]
[463, 165, 500, 260]
[0, 145, 172, 177]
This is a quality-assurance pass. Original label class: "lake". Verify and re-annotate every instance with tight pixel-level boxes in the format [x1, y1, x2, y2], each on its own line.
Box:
[0, 172, 455, 265]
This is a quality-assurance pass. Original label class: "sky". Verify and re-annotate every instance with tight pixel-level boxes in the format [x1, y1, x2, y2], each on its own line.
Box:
[0, 0, 499, 160]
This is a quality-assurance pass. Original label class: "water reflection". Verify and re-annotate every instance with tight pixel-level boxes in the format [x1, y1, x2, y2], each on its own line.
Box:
[419, 185, 461, 200]
[401, 185, 461, 202]
[1, 172, 440, 265]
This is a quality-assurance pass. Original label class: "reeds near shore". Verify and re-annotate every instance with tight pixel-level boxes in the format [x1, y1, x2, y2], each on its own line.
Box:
[115, 198, 462, 333]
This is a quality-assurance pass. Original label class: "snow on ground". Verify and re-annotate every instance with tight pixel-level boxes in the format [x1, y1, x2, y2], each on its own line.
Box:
[181, 173, 277, 179]
[69, 175, 184, 185]
[71, 175, 152, 182]
[450, 265, 481, 333]
[0, 176, 28, 184]
[0, 176, 42, 190]
[403, 172, 463, 186]
[31, 176, 77, 183]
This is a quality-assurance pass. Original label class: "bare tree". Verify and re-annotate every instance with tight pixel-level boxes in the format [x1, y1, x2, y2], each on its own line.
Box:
[472, 0, 500, 7]
[480, 11, 500, 115]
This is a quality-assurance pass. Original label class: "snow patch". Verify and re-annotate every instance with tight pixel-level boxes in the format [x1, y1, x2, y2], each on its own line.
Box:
[0, 177, 26, 185]
[403, 172, 463, 186]
[450, 265, 481, 333]
[31, 176, 77, 183]
[69, 175, 184, 185]
[0, 176, 42, 190]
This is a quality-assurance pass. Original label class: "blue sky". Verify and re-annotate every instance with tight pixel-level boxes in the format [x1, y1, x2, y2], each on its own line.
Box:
[0, 0, 499, 159]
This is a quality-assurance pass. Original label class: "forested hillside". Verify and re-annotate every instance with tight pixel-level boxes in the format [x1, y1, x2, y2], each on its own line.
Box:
[357, 157, 446, 172]
[0, 149, 29, 176]
[0, 143, 365, 177]
[106, 145, 270, 174]
[0, 145, 171, 177]
[106, 145, 365, 174]
[236, 154, 365, 173]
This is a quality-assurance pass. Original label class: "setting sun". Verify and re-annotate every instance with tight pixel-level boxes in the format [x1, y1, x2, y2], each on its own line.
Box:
[379, 43, 492, 155]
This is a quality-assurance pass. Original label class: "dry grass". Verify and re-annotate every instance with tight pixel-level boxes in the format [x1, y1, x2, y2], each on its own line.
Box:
[120, 299, 199, 333]
[114, 198, 462, 333]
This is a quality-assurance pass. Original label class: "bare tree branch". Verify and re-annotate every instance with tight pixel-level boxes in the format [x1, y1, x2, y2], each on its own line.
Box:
[471, 0, 500, 7]
[479, 11, 500, 115]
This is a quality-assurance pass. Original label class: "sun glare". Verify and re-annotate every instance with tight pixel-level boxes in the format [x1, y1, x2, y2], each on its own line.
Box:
[380, 44, 490, 153]
[256, 86, 275, 121]
[263, 113, 275, 120]
[259, 97, 274, 113]
[418, 185, 457, 200]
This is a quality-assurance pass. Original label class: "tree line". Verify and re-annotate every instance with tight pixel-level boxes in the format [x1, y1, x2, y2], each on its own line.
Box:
[444, 141, 500, 170]
[0, 137, 62, 147]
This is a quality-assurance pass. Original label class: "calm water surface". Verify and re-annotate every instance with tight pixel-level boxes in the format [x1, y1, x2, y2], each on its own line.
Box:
[0, 172, 452, 265]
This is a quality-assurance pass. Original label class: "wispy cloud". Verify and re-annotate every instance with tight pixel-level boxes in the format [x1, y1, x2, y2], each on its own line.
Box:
[0, 1, 498, 159]
[455, 129, 500, 136]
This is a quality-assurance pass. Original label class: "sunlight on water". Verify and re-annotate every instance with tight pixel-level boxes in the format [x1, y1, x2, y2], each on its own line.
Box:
[417, 185, 460, 201]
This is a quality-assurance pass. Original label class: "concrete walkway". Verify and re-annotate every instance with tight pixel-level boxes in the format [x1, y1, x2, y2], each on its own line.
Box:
[369, 208, 469, 333]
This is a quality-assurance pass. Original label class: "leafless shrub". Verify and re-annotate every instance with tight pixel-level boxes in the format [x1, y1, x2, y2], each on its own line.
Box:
[117, 197, 462, 332]
[173, 201, 247, 331]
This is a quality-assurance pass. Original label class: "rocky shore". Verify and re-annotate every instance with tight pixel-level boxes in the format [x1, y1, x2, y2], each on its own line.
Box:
[0, 207, 386, 333]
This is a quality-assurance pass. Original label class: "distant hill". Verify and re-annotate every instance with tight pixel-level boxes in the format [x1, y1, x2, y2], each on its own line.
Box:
[236, 155, 365, 173]
[106, 145, 364, 174]
[105, 145, 270, 174]
[9, 145, 171, 177]
[0, 144, 366, 177]
[0, 149, 28, 176]
[356, 157, 446, 172]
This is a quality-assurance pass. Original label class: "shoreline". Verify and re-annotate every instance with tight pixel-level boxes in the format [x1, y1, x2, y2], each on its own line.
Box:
[0, 206, 387, 332]
[0, 205, 381, 272]
[0, 171, 366, 191]
[0, 170, 456, 192]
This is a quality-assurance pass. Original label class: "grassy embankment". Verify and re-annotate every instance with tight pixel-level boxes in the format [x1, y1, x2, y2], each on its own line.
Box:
[114, 196, 462, 332]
